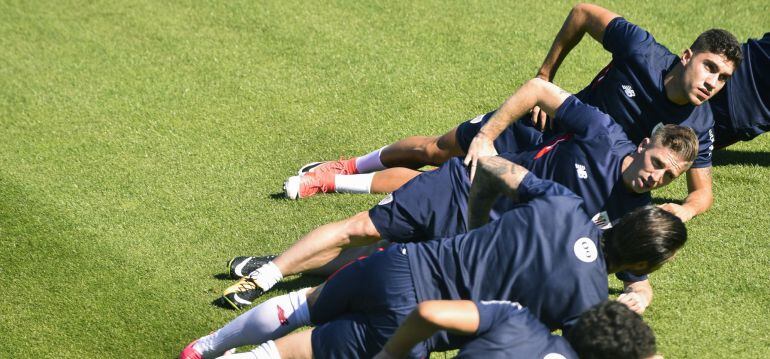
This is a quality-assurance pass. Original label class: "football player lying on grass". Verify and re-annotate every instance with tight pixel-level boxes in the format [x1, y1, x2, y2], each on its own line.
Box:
[223, 79, 697, 315]
[180, 157, 687, 358]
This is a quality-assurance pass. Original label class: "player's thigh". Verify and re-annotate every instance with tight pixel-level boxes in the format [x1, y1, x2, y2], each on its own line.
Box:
[274, 329, 313, 359]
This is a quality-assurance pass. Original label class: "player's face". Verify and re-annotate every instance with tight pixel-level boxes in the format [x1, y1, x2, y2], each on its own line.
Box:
[679, 49, 735, 105]
[623, 139, 690, 194]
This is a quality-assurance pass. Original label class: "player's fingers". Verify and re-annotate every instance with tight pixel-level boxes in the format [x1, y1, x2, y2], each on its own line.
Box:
[539, 109, 548, 131]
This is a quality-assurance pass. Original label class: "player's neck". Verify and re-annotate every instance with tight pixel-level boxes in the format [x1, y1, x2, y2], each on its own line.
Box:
[620, 155, 635, 192]
[663, 64, 690, 105]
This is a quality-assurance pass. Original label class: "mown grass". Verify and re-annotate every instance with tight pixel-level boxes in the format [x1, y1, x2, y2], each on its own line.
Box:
[0, 1, 768, 357]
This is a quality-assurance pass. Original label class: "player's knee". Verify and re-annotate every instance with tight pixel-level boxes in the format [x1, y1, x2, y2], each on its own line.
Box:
[425, 134, 458, 165]
[345, 211, 380, 239]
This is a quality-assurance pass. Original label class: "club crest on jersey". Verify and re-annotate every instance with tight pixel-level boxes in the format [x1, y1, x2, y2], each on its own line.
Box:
[573, 237, 598, 263]
[622, 84, 636, 98]
[277, 305, 289, 326]
[378, 193, 394, 205]
[575, 164, 588, 179]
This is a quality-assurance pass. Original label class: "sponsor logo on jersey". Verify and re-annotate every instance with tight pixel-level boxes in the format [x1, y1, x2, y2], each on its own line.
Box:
[591, 211, 612, 229]
[622, 84, 636, 98]
[575, 164, 588, 179]
[573, 237, 598, 263]
[469, 114, 485, 124]
[480, 300, 523, 309]
[378, 193, 394, 205]
[277, 305, 289, 326]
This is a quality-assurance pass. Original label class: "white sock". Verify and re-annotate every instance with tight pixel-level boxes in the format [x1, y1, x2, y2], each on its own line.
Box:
[334, 173, 375, 194]
[216, 341, 281, 359]
[196, 288, 311, 358]
[355, 146, 387, 173]
[249, 262, 283, 292]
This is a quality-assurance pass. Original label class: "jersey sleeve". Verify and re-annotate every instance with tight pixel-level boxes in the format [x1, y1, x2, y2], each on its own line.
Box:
[602, 17, 655, 59]
[517, 172, 578, 203]
[474, 300, 525, 335]
[552, 95, 615, 138]
[615, 271, 649, 282]
[456, 301, 577, 359]
[691, 127, 714, 168]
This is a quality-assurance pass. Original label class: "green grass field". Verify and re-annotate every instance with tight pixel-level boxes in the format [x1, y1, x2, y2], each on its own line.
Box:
[1, 0, 768, 357]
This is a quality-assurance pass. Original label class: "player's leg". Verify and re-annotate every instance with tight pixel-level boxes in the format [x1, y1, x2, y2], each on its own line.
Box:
[284, 167, 422, 199]
[182, 286, 319, 359]
[222, 211, 381, 309]
[219, 329, 312, 359]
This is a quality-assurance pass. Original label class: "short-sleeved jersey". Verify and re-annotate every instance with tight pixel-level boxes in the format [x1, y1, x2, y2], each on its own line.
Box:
[448, 301, 577, 358]
[499, 96, 651, 227]
[406, 174, 609, 341]
[573, 17, 715, 168]
[710, 33, 770, 147]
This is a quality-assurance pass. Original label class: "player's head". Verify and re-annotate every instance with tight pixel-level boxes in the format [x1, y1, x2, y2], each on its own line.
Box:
[602, 206, 687, 275]
[566, 301, 657, 359]
[622, 125, 698, 194]
[672, 29, 742, 105]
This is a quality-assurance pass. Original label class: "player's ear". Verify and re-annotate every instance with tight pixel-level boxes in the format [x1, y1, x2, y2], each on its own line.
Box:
[637, 138, 651, 153]
[681, 48, 693, 65]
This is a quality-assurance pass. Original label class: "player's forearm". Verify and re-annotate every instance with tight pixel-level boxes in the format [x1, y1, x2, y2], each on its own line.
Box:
[537, 4, 618, 81]
[478, 79, 567, 141]
[468, 156, 529, 229]
[382, 301, 480, 358]
[683, 167, 714, 219]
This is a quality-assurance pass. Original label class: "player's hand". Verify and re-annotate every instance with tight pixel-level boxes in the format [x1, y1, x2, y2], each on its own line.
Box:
[658, 203, 695, 222]
[617, 291, 649, 314]
[464, 134, 498, 181]
[531, 105, 551, 131]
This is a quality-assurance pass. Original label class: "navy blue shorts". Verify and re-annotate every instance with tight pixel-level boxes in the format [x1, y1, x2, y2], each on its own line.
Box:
[368, 158, 472, 242]
[311, 245, 426, 358]
[455, 111, 544, 154]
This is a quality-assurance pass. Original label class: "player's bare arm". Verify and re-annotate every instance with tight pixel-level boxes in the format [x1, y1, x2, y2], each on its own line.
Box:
[375, 300, 480, 359]
[464, 79, 571, 178]
[467, 156, 529, 229]
[532, 3, 620, 129]
[659, 166, 713, 222]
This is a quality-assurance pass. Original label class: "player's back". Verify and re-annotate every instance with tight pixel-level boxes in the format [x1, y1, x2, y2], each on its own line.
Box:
[406, 186, 608, 338]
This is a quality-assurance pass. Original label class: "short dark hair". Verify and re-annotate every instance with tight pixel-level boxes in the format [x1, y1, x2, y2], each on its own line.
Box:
[603, 206, 687, 272]
[566, 301, 656, 359]
[651, 124, 699, 163]
[690, 29, 743, 66]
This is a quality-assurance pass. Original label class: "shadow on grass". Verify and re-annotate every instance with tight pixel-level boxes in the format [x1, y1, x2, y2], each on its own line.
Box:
[651, 197, 681, 205]
[269, 192, 287, 200]
[712, 149, 770, 167]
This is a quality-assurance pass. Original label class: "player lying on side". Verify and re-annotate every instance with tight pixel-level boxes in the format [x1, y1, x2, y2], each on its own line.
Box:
[285, 3, 741, 223]
[223, 78, 697, 313]
[372, 300, 658, 359]
[181, 158, 687, 358]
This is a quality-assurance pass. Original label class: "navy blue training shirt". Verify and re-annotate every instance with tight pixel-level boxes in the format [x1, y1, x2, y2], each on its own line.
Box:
[405, 174, 608, 341]
[574, 17, 715, 168]
[710, 32, 770, 147]
[449, 301, 576, 358]
[499, 95, 651, 227]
